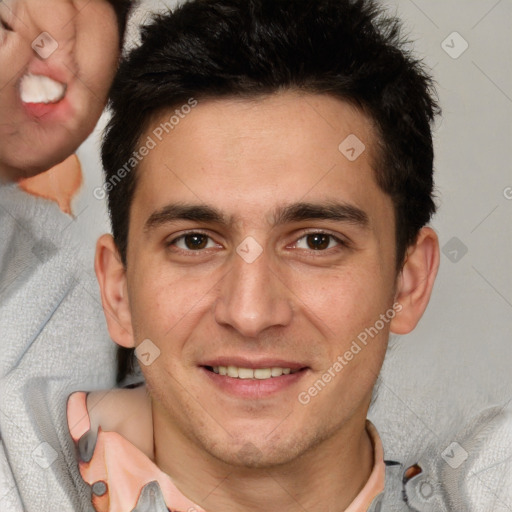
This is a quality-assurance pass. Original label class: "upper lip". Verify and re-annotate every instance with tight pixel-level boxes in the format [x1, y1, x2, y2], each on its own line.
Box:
[21, 61, 70, 89]
[201, 357, 308, 370]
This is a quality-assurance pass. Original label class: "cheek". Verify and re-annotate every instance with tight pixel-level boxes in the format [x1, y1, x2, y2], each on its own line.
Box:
[0, 53, 14, 90]
[0, 37, 31, 95]
[75, 4, 120, 98]
[127, 260, 215, 344]
[290, 263, 392, 340]
[0, 68, 15, 116]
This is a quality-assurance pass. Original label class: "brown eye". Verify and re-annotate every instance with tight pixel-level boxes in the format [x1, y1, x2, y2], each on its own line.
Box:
[183, 234, 209, 250]
[305, 233, 331, 250]
[168, 232, 217, 252]
[294, 232, 347, 253]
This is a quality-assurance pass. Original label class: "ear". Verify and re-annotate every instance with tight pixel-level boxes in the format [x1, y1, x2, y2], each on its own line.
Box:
[390, 227, 440, 335]
[94, 234, 134, 348]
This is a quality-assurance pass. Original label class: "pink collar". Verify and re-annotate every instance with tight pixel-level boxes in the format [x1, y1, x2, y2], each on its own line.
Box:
[68, 391, 384, 511]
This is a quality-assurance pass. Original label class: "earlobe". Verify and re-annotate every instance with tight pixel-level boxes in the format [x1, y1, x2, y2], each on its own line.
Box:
[94, 234, 135, 348]
[390, 227, 440, 335]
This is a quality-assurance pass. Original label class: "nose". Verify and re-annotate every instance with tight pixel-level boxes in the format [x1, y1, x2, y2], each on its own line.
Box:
[214, 247, 294, 338]
[21, 0, 77, 70]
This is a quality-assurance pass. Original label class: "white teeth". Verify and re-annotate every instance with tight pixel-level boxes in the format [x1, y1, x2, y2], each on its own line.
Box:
[254, 368, 272, 380]
[238, 368, 254, 379]
[271, 367, 283, 377]
[212, 366, 300, 380]
[20, 73, 66, 104]
[227, 366, 239, 378]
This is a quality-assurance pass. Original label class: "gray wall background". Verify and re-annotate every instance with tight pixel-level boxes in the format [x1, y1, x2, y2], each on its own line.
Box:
[372, 0, 512, 446]
[75, 0, 512, 448]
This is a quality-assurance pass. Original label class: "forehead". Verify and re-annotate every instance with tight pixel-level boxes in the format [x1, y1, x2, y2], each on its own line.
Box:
[132, 92, 391, 230]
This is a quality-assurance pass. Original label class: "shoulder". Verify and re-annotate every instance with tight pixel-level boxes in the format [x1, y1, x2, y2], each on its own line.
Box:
[67, 384, 154, 460]
[397, 405, 512, 511]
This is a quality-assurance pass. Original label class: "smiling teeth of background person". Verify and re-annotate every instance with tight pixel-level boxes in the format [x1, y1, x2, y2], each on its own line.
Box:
[20, 74, 66, 104]
[212, 366, 298, 379]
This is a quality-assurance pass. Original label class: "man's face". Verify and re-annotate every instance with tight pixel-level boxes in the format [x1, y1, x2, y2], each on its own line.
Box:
[0, 0, 120, 180]
[124, 93, 399, 467]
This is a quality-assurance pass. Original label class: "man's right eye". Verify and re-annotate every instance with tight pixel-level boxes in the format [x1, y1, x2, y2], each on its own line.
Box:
[167, 233, 219, 252]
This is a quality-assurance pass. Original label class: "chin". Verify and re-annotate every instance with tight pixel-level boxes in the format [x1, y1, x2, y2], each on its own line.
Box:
[202, 430, 309, 469]
[13, 149, 71, 179]
[28, 132, 84, 171]
[0, 158, 46, 182]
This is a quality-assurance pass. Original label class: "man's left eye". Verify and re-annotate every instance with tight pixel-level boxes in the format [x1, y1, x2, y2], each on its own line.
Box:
[170, 233, 217, 251]
[294, 233, 343, 251]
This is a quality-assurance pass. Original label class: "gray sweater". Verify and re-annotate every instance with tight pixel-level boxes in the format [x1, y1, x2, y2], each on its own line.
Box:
[0, 185, 115, 511]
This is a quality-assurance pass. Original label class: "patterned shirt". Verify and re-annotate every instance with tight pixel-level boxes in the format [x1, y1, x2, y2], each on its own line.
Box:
[67, 389, 385, 511]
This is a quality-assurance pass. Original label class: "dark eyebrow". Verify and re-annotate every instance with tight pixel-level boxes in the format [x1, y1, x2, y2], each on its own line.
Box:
[272, 201, 369, 227]
[144, 204, 227, 232]
[144, 201, 369, 232]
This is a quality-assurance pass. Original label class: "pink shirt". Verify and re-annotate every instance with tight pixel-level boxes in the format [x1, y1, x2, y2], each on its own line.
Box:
[67, 391, 385, 511]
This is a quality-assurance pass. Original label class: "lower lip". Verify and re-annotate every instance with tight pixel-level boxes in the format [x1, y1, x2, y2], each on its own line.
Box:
[200, 367, 308, 399]
[22, 97, 71, 121]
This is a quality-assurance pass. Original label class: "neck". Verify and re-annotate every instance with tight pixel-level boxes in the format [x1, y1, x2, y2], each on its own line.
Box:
[152, 403, 374, 512]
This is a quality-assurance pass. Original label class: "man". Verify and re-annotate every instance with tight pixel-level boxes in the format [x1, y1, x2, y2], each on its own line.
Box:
[68, 0, 512, 510]
[0, 1, 134, 510]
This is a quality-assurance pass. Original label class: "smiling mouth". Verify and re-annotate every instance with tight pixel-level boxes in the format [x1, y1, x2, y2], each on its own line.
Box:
[20, 73, 67, 104]
[204, 365, 306, 380]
